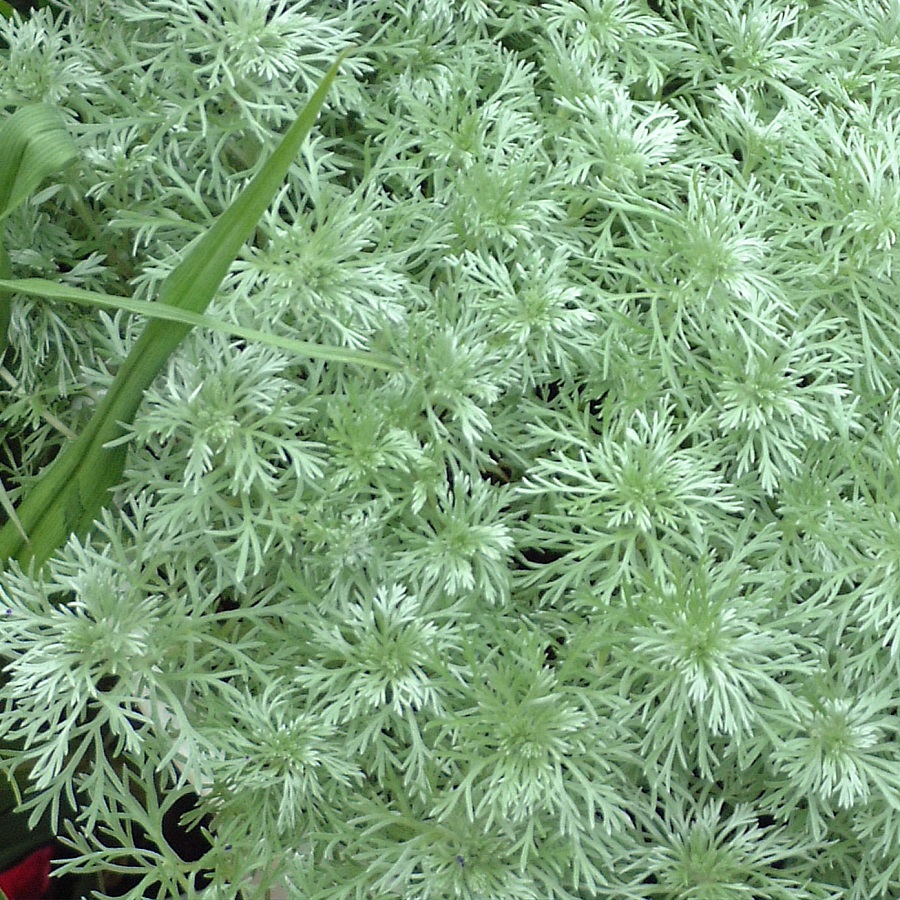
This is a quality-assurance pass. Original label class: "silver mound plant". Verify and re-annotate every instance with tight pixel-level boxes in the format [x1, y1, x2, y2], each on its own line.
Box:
[0, 1, 898, 898]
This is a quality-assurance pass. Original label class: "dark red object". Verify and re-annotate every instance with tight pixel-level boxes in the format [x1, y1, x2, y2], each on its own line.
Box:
[0, 843, 54, 900]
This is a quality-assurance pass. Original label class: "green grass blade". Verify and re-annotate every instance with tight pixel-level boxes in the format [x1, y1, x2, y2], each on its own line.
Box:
[0, 104, 77, 357]
[0, 277, 400, 371]
[0, 243, 10, 361]
[0, 104, 77, 224]
[0, 50, 354, 567]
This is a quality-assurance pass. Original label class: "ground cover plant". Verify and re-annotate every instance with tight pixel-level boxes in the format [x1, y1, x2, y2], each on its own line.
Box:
[0, 0, 898, 897]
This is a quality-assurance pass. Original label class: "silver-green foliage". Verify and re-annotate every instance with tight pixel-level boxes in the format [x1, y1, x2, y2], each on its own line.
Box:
[0, 1, 899, 898]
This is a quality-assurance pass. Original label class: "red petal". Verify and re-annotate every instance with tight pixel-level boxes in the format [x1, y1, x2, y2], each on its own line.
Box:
[0, 843, 55, 900]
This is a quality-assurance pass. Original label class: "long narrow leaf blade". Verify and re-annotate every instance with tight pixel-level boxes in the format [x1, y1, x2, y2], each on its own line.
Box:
[0, 242, 10, 361]
[0, 104, 77, 223]
[0, 104, 77, 357]
[0, 277, 399, 371]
